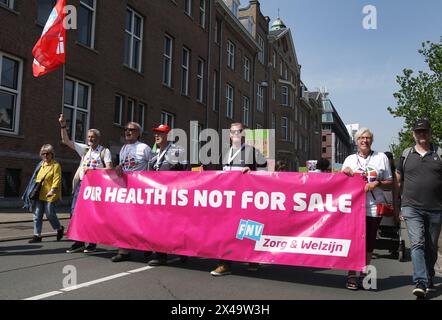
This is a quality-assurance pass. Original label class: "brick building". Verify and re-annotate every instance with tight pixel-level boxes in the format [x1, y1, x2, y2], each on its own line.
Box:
[0, 0, 322, 203]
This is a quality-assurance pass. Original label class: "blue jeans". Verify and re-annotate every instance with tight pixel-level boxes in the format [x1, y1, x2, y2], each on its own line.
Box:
[33, 200, 62, 236]
[71, 181, 82, 216]
[401, 207, 442, 285]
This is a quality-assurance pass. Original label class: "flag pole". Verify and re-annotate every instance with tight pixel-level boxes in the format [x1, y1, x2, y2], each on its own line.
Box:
[61, 64, 65, 114]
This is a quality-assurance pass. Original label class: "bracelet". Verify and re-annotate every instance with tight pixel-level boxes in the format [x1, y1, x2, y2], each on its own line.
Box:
[61, 126, 66, 129]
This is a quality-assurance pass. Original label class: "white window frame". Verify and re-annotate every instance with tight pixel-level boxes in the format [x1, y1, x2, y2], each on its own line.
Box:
[181, 47, 190, 96]
[63, 77, 92, 143]
[114, 94, 123, 126]
[161, 111, 175, 128]
[0, 52, 22, 135]
[138, 102, 146, 130]
[281, 85, 289, 106]
[127, 98, 135, 122]
[226, 84, 234, 119]
[184, 0, 192, 16]
[197, 58, 205, 102]
[163, 35, 173, 87]
[199, 0, 206, 28]
[79, 0, 96, 49]
[257, 85, 264, 112]
[227, 40, 235, 70]
[124, 7, 143, 72]
[243, 96, 250, 127]
[258, 34, 265, 64]
[0, 0, 14, 9]
[243, 56, 250, 82]
[281, 117, 288, 141]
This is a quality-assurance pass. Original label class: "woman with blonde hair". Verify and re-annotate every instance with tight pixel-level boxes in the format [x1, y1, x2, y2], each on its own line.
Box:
[24, 144, 64, 243]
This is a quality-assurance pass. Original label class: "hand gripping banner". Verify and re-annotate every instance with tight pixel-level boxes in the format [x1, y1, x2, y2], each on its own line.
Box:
[67, 171, 367, 271]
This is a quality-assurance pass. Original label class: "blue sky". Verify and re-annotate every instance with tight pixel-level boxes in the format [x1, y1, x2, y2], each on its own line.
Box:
[259, 0, 442, 152]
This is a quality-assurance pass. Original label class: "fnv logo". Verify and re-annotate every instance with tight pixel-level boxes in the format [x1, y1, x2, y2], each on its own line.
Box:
[236, 220, 264, 241]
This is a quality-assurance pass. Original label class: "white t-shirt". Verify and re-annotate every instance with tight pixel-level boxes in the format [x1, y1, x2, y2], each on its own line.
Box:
[342, 151, 393, 217]
[74, 142, 112, 180]
[119, 141, 152, 172]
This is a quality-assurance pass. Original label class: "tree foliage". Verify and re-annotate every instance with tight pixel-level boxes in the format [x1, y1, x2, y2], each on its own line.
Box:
[388, 37, 442, 159]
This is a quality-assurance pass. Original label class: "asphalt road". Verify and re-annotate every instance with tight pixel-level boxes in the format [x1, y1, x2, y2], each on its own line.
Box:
[1, 237, 441, 301]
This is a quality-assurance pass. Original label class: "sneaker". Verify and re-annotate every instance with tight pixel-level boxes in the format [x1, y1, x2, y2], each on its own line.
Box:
[148, 253, 167, 266]
[56, 226, 65, 241]
[28, 235, 42, 243]
[413, 282, 427, 298]
[427, 279, 436, 293]
[247, 263, 259, 272]
[111, 253, 130, 262]
[211, 264, 232, 276]
[83, 244, 97, 253]
[66, 242, 86, 253]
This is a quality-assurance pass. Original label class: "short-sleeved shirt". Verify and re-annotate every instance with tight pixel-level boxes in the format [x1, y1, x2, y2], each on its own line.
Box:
[119, 141, 152, 172]
[396, 146, 442, 210]
[342, 151, 393, 217]
[74, 142, 112, 180]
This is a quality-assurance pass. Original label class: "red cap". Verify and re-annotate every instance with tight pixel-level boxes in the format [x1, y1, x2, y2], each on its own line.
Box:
[152, 124, 171, 133]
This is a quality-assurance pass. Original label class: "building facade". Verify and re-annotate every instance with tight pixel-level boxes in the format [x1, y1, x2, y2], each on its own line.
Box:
[0, 0, 323, 202]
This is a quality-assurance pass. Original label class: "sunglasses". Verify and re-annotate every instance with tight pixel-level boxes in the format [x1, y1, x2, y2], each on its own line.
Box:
[40, 153, 51, 156]
[124, 128, 138, 132]
[230, 129, 243, 135]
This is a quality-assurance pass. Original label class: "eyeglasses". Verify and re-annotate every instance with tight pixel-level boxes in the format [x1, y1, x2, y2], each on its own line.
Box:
[358, 136, 372, 141]
[124, 128, 137, 132]
[230, 129, 243, 135]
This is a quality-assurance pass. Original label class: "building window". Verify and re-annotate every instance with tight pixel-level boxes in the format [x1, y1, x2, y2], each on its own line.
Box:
[227, 40, 235, 70]
[281, 86, 289, 106]
[124, 8, 143, 72]
[272, 80, 276, 100]
[78, 0, 96, 48]
[63, 77, 91, 143]
[280, 59, 283, 77]
[197, 58, 205, 102]
[184, 0, 192, 16]
[257, 34, 265, 64]
[243, 56, 250, 82]
[138, 103, 145, 130]
[5, 168, 21, 197]
[161, 111, 175, 128]
[290, 120, 294, 142]
[0, 53, 22, 134]
[163, 35, 173, 87]
[212, 70, 218, 111]
[199, 0, 206, 28]
[257, 84, 264, 112]
[37, 0, 56, 25]
[127, 99, 134, 122]
[284, 64, 288, 81]
[281, 117, 288, 141]
[226, 84, 234, 119]
[0, 0, 14, 10]
[181, 47, 190, 96]
[214, 19, 220, 44]
[114, 95, 123, 125]
[273, 50, 277, 69]
[243, 96, 250, 127]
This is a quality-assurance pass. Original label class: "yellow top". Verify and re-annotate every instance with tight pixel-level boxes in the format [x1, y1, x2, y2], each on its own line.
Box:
[36, 160, 62, 202]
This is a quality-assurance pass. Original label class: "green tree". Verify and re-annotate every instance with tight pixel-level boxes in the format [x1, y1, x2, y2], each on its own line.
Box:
[388, 37, 442, 159]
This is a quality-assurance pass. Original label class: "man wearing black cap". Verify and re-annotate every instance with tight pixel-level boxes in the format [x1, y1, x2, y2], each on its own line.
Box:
[147, 124, 189, 266]
[396, 119, 442, 298]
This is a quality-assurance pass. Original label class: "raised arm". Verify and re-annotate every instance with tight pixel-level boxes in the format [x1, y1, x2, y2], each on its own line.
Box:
[59, 114, 75, 150]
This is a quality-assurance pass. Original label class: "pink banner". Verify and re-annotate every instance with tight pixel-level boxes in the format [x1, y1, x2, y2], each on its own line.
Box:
[67, 171, 367, 271]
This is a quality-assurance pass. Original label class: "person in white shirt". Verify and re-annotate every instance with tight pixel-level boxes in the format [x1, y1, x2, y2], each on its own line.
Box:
[112, 122, 152, 262]
[342, 127, 393, 290]
[59, 114, 113, 254]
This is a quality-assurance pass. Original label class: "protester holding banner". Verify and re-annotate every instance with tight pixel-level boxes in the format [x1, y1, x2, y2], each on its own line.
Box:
[211, 122, 267, 276]
[315, 158, 330, 173]
[342, 128, 392, 290]
[25, 144, 65, 243]
[59, 114, 113, 253]
[147, 124, 189, 266]
[111, 122, 152, 262]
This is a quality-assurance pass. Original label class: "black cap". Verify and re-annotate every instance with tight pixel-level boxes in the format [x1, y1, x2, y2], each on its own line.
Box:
[412, 119, 431, 131]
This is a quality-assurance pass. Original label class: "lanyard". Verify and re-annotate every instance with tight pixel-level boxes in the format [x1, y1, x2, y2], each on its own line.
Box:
[356, 151, 374, 171]
[155, 144, 172, 170]
[228, 144, 245, 165]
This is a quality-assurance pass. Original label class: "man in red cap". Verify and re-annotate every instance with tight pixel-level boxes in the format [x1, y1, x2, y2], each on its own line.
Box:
[147, 124, 189, 266]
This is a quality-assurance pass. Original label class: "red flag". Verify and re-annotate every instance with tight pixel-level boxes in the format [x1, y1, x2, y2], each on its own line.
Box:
[32, 0, 66, 77]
